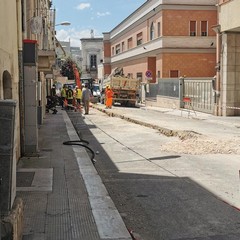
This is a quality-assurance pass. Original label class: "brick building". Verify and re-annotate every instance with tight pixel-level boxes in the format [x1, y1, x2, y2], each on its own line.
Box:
[103, 0, 217, 83]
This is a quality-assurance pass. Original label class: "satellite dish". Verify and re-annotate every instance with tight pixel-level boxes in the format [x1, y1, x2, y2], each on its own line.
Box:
[30, 17, 43, 34]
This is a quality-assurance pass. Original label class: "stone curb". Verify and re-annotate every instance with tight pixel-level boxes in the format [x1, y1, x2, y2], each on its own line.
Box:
[62, 111, 132, 240]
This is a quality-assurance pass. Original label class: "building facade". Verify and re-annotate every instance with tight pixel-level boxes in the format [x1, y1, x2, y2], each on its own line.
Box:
[216, 0, 240, 116]
[0, 0, 22, 160]
[80, 37, 103, 79]
[0, 0, 56, 230]
[103, 0, 217, 83]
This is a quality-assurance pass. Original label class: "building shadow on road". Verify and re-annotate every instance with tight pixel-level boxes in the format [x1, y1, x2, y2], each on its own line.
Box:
[68, 111, 240, 240]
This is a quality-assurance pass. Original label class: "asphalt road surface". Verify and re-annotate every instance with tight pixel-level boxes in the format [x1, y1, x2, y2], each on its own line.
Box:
[68, 108, 240, 240]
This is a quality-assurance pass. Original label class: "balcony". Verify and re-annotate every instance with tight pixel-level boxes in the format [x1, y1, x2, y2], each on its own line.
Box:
[38, 50, 55, 73]
[111, 36, 216, 63]
[219, 0, 240, 32]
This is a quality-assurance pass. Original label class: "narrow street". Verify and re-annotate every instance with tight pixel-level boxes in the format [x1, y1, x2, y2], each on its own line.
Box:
[67, 106, 240, 240]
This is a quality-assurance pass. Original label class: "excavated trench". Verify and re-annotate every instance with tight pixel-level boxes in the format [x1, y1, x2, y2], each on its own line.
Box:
[92, 105, 240, 155]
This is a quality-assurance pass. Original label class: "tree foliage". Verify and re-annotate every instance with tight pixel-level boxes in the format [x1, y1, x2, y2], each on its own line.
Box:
[60, 57, 81, 80]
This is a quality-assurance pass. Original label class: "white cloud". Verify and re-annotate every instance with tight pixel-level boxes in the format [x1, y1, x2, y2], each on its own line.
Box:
[76, 3, 90, 10]
[97, 11, 110, 17]
[56, 28, 102, 48]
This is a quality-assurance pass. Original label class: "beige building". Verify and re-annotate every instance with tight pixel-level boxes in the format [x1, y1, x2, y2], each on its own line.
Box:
[0, 0, 56, 160]
[0, 0, 56, 236]
[216, 0, 240, 116]
[0, 0, 24, 236]
[0, 0, 22, 159]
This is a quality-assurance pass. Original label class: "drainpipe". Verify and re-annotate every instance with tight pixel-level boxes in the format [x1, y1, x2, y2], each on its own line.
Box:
[215, 30, 222, 116]
[212, 23, 221, 116]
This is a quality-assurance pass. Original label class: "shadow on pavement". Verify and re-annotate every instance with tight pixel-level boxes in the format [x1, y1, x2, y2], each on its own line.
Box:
[67, 110, 240, 240]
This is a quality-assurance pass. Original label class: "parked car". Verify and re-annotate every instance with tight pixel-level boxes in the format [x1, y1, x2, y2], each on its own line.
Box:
[92, 84, 101, 102]
[63, 83, 76, 90]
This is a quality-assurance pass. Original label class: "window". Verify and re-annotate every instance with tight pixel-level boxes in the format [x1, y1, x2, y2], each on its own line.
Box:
[127, 73, 133, 78]
[201, 21, 208, 36]
[170, 70, 179, 78]
[157, 71, 161, 78]
[157, 22, 161, 37]
[190, 21, 196, 36]
[122, 41, 125, 52]
[90, 55, 97, 69]
[127, 37, 133, 49]
[137, 72, 143, 81]
[116, 44, 120, 54]
[137, 32, 143, 46]
[150, 22, 155, 40]
[112, 47, 114, 56]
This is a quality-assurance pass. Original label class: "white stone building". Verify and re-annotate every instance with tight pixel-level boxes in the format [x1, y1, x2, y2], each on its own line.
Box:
[80, 37, 103, 79]
[216, 0, 240, 116]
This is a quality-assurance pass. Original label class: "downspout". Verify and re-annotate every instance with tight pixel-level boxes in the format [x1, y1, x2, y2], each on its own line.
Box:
[212, 3, 222, 116]
[215, 30, 222, 116]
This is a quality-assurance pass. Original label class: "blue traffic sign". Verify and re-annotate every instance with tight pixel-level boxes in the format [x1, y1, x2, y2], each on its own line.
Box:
[145, 70, 152, 78]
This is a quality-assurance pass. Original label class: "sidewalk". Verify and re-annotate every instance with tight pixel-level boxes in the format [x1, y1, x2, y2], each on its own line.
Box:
[16, 109, 132, 240]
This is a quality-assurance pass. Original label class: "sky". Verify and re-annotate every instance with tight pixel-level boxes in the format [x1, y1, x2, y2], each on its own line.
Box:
[53, 0, 146, 47]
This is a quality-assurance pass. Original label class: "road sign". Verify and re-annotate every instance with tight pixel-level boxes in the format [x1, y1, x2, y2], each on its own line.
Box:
[145, 70, 152, 78]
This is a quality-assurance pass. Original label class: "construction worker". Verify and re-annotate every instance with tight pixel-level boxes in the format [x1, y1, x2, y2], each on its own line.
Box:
[66, 86, 74, 110]
[75, 86, 82, 111]
[60, 86, 67, 109]
[82, 84, 92, 115]
[105, 85, 114, 109]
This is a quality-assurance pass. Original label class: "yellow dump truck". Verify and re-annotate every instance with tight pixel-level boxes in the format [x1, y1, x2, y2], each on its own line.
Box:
[101, 68, 140, 107]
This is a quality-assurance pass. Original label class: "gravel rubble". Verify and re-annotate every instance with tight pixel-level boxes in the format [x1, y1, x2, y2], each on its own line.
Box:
[160, 134, 240, 155]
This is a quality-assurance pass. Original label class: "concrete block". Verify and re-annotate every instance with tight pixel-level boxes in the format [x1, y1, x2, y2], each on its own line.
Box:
[1, 197, 24, 240]
[0, 100, 16, 215]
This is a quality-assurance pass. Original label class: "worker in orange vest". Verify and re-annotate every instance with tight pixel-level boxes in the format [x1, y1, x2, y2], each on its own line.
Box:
[105, 85, 114, 109]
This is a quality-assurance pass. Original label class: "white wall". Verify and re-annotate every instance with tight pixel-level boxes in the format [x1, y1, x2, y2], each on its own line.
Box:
[219, 1, 240, 32]
[0, 0, 21, 160]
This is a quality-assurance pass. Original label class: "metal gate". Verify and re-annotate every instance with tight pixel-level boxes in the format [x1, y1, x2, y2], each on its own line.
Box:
[183, 79, 214, 114]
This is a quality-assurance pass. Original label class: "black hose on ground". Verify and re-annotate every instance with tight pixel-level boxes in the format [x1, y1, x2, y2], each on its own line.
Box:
[63, 140, 96, 164]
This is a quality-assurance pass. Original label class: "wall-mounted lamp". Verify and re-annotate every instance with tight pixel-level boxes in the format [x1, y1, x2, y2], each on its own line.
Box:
[55, 21, 71, 26]
[211, 24, 221, 34]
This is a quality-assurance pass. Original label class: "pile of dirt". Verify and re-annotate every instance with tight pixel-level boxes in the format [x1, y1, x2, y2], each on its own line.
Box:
[160, 135, 240, 155]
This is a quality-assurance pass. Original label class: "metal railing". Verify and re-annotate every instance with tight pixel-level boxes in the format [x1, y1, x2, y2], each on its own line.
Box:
[147, 78, 214, 114]
[183, 78, 214, 113]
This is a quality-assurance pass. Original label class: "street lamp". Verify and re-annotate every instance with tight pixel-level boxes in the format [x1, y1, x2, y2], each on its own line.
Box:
[55, 21, 71, 26]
